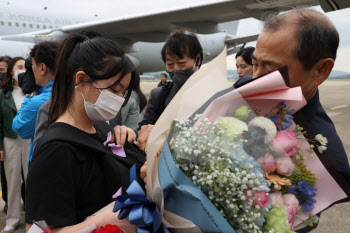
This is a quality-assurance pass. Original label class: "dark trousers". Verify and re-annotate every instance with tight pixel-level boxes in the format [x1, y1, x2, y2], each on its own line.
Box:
[0, 161, 26, 207]
[0, 161, 8, 204]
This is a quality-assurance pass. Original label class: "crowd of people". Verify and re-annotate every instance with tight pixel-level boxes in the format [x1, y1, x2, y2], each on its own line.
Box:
[0, 8, 349, 233]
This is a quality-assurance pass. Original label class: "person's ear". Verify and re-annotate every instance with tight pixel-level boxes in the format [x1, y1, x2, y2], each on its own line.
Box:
[313, 58, 334, 86]
[196, 53, 201, 67]
[41, 63, 47, 75]
[75, 71, 89, 90]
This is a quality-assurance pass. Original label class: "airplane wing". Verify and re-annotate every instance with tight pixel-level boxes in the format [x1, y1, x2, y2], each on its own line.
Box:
[225, 34, 260, 55]
[1, 0, 349, 48]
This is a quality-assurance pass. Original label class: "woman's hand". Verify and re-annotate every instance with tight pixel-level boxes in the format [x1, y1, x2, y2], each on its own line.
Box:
[140, 161, 147, 189]
[111, 125, 136, 146]
[136, 125, 154, 152]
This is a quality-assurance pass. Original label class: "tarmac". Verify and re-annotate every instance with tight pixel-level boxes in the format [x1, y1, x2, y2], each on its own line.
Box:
[0, 79, 349, 233]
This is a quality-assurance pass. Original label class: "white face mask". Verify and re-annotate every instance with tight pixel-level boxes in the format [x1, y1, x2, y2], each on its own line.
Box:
[13, 70, 25, 82]
[80, 81, 125, 122]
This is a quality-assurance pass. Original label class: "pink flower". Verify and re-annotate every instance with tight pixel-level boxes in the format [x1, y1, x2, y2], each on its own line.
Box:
[269, 192, 284, 208]
[282, 194, 299, 210]
[284, 205, 298, 229]
[257, 153, 276, 173]
[243, 189, 270, 208]
[275, 156, 295, 176]
[283, 194, 299, 229]
[270, 130, 301, 156]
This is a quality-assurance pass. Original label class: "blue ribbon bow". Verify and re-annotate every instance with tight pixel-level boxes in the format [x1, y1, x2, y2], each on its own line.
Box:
[113, 164, 169, 233]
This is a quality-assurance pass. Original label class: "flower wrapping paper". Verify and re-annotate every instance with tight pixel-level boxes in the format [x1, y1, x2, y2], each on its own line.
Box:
[145, 47, 350, 232]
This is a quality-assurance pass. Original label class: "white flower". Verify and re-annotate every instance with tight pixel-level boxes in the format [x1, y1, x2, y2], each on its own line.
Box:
[315, 134, 328, 146]
[214, 117, 248, 140]
[248, 116, 277, 144]
[318, 145, 327, 153]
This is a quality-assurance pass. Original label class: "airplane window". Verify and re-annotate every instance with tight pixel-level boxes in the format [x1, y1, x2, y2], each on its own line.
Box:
[0, 21, 4, 26]
[43, 25, 46, 29]
[36, 24, 40, 29]
[8, 22, 12, 26]
[30, 24, 33, 28]
[15, 22, 19, 27]
[23, 23, 26, 28]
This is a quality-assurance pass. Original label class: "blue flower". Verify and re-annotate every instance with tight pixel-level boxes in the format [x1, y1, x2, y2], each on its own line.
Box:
[267, 115, 278, 124]
[278, 101, 286, 109]
[300, 198, 316, 212]
[281, 121, 292, 130]
[288, 109, 296, 115]
[298, 182, 317, 198]
[284, 115, 293, 122]
[288, 185, 298, 195]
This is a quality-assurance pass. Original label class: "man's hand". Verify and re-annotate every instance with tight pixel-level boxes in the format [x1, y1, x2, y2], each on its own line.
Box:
[0, 151, 3, 161]
[136, 125, 154, 152]
[111, 125, 136, 146]
[140, 161, 147, 189]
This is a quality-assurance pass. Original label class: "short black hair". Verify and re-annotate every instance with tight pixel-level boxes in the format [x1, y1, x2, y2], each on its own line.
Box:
[235, 47, 255, 66]
[161, 30, 203, 68]
[161, 73, 167, 78]
[263, 9, 339, 70]
[30, 41, 59, 74]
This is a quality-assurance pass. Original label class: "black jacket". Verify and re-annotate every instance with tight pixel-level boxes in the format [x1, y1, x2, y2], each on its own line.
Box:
[138, 82, 176, 129]
[26, 122, 145, 226]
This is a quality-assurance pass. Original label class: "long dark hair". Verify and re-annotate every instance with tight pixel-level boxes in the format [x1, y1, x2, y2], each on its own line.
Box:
[48, 34, 136, 127]
[133, 72, 147, 112]
[0, 57, 24, 93]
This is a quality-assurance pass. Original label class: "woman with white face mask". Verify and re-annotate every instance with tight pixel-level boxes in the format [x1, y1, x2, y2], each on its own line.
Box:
[0, 57, 30, 233]
[25, 34, 142, 233]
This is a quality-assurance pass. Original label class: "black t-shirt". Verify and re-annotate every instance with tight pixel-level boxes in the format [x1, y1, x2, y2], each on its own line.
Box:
[25, 122, 133, 227]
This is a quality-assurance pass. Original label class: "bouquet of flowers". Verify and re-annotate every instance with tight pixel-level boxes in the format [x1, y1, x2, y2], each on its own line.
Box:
[167, 98, 328, 232]
[115, 49, 350, 232]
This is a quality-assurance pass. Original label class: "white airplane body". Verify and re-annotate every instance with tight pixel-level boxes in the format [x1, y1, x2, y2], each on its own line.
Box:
[0, 0, 349, 73]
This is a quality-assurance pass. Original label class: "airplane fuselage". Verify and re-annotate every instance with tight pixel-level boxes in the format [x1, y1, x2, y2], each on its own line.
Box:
[0, 2, 227, 73]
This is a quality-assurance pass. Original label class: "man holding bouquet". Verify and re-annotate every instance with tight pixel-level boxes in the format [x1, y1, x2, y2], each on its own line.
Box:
[251, 8, 350, 232]
[252, 8, 350, 183]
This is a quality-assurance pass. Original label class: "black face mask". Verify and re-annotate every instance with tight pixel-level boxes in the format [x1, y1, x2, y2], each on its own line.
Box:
[0, 72, 5, 81]
[168, 68, 195, 90]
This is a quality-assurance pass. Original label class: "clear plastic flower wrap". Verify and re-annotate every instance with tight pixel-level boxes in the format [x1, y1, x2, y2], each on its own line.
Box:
[144, 49, 350, 233]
